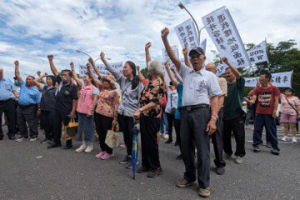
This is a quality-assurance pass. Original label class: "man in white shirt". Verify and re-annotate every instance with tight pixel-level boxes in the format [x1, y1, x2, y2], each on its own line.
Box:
[161, 27, 222, 198]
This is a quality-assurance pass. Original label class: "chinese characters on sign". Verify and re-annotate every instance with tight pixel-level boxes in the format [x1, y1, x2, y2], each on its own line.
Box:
[175, 19, 200, 50]
[162, 45, 179, 68]
[244, 71, 293, 88]
[79, 62, 123, 76]
[202, 7, 251, 70]
[247, 41, 269, 65]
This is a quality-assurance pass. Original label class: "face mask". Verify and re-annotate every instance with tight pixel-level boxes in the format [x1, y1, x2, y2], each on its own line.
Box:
[14, 80, 18, 85]
[62, 77, 68, 83]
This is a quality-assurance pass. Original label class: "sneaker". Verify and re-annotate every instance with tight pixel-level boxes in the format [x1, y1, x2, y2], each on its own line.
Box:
[253, 146, 260, 153]
[96, 151, 106, 159]
[147, 167, 162, 178]
[176, 154, 183, 160]
[216, 167, 225, 175]
[271, 149, 280, 156]
[40, 138, 51, 144]
[75, 145, 87, 153]
[137, 166, 149, 173]
[165, 139, 173, 144]
[100, 152, 114, 160]
[176, 179, 196, 188]
[119, 155, 131, 164]
[85, 145, 94, 153]
[198, 188, 211, 198]
[29, 137, 37, 142]
[281, 136, 288, 141]
[162, 134, 169, 140]
[16, 137, 24, 142]
[292, 137, 297, 143]
[235, 156, 243, 164]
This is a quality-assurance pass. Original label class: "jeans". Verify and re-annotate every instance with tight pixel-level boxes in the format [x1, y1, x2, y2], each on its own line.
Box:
[77, 113, 94, 143]
[223, 116, 246, 157]
[245, 110, 253, 126]
[253, 114, 279, 151]
[180, 108, 211, 189]
[159, 112, 168, 134]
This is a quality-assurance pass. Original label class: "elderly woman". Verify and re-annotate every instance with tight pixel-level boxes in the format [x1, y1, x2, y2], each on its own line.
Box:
[134, 43, 165, 178]
[280, 88, 300, 143]
[73, 63, 99, 153]
[100, 52, 144, 166]
[87, 61, 119, 160]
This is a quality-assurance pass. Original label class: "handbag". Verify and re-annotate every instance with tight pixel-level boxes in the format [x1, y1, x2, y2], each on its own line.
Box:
[285, 96, 300, 121]
[105, 125, 120, 149]
[64, 118, 78, 139]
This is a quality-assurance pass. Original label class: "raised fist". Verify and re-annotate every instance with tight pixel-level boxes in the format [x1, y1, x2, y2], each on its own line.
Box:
[14, 60, 19, 66]
[182, 46, 189, 56]
[47, 55, 53, 61]
[100, 52, 105, 59]
[137, 66, 140, 72]
[145, 42, 152, 50]
[161, 27, 170, 39]
[88, 57, 94, 64]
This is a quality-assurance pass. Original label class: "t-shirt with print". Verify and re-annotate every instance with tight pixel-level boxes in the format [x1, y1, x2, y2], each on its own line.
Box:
[253, 85, 281, 115]
[223, 77, 245, 120]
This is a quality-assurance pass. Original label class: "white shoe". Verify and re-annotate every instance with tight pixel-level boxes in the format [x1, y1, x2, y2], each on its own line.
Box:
[16, 138, 24, 142]
[235, 156, 243, 164]
[75, 145, 87, 153]
[29, 137, 37, 142]
[292, 137, 297, 143]
[163, 134, 169, 140]
[281, 136, 288, 141]
[85, 145, 94, 153]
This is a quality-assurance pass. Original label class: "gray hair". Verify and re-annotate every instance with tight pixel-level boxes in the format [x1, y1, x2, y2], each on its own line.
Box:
[147, 60, 163, 75]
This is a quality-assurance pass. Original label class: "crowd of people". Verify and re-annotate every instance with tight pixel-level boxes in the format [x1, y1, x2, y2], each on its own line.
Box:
[1, 27, 299, 198]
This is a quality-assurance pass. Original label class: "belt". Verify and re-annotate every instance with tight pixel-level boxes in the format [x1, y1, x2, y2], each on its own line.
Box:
[179, 104, 210, 111]
[0, 98, 14, 102]
[19, 104, 35, 109]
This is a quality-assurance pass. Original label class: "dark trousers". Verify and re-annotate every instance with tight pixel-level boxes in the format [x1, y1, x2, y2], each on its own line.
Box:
[17, 105, 38, 138]
[95, 113, 113, 154]
[166, 113, 175, 140]
[223, 116, 246, 157]
[53, 110, 72, 145]
[140, 115, 161, 171]
[212, 108, 226, 168]
[253, 114, 279, 151]
[174, 118, 181, 151]
[0, 99, 16, 138]
[40, 110, 54, 140]
[118, 114, 134, 156]
[180, 108, 211, 189]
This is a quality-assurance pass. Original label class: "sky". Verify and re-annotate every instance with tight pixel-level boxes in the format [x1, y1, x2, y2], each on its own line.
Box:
[0, 0, 299, 79]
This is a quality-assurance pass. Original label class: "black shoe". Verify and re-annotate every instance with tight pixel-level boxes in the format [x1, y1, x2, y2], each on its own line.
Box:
[8, 135, 16, 140]
[147, 167, 162, 178]
[216, 167, 225, 175]
[64, 144, 73, 150]
[174, 141, 178, 146]
[120, 155, 131, 164]
[271, 149, 280, 155]
[176, 154, 183, 160]
[47, 142, 62, 148]
[253, 146, 260, 153]
[137, 166, 149, 173]
[165, 139, 173, 144]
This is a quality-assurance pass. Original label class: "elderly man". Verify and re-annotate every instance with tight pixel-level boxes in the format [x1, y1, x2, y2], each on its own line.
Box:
[205, 63, 227, 175]
[14, 61, 41, 142]
[0, 67, 18, 140]
[161, 27, 222, 198]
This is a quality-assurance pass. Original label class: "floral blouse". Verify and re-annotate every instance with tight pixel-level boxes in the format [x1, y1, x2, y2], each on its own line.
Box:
[96, 89, 119, 118]
[139, 78, 165, 118]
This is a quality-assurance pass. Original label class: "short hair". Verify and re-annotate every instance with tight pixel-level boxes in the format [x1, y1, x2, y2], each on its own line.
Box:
[147, 60, 163, 75]
[62, 69, 73, 77]
[27, 75, 35, 80]
[261, 72, 272, 81]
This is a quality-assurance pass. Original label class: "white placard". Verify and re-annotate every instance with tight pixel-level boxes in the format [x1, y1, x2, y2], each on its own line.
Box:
[216, 64, 228, 77]
[247, 41, 269, 65]
[162, 45, 179, 68]
[202, 7, 251, 69]
[175, 19, 199, 50]
[244, 71, 293, 88]
[79, 62, 123, 76]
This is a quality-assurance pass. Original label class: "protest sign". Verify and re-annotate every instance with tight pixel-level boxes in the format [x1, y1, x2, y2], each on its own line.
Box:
[247, 41, 269, 65]
[175, 19, 199, 50]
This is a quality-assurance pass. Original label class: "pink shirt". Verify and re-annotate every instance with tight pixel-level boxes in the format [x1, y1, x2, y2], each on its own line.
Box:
[77, 85, 99, 115]
[280, 94, 300, 115]
[96, 89, 119, 118]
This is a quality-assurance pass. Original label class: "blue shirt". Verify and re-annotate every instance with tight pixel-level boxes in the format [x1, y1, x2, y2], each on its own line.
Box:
[0, 78, 17, 101]
[175, 83, 183, 120]
[18, 81, 41, 106]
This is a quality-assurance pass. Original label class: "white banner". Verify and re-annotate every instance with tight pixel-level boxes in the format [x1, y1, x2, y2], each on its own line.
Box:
[162, 45, 179, 68]
[247, 41, 269, 65]
[200, 39, 207, 54]
[216, 64, 228, 77]
[202, 7, 251, 69]
[175, 19, 199, 50]
[79, 62, 123, 76]
[244, 71, 293, 88]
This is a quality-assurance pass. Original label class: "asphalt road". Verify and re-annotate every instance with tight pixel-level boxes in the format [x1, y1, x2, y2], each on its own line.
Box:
[0, 125, 300, 200]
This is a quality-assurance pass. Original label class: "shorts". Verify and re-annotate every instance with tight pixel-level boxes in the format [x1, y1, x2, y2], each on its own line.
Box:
[280, 113, 297, 123]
